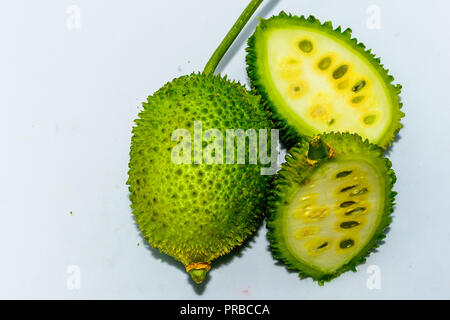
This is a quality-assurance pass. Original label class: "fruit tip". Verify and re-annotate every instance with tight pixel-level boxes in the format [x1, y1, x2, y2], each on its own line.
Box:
[188, 269, 208, 284]
[186, 262, 211, 284]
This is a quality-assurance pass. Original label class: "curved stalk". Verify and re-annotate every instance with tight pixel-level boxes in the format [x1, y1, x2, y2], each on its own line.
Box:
[203, 0, 263, 75]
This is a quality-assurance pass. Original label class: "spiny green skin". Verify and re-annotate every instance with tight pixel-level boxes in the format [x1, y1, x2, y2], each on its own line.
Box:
[267, 132, 397, 285]
[127, 73, 274, 269]
[246, 12, 404, 150]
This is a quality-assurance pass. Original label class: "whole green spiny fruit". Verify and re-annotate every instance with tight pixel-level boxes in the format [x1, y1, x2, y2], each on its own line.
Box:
[127, 0, 273, 284]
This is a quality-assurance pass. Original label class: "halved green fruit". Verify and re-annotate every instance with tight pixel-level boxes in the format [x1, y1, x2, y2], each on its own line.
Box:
[246, 13, 404, 148]
[267, 133, 396, 284]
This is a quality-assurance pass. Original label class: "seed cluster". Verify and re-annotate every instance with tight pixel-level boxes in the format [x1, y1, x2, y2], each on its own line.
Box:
[276, 37, 380, 131]
[313, 50, 377, 127]
[293, 166, 373, 257]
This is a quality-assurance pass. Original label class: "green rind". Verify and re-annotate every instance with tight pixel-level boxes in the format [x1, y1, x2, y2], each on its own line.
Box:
[246, 12, 404, 149]
[127, 73, 275, 267]
[266, 132, 397, 284]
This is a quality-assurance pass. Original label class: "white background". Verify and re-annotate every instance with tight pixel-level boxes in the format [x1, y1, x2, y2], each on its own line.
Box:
[1, 0, 449, 299]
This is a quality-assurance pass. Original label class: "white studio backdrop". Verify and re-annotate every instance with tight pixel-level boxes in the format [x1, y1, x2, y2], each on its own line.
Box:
[0, 0, 449, 299]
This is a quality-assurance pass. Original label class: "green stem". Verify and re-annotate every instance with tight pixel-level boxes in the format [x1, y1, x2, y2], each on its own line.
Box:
[203, 0, 263, 75]
[308, 136, 332, 161]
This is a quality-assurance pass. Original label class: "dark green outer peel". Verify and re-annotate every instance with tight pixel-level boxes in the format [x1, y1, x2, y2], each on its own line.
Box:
[128, 0, 268, 285]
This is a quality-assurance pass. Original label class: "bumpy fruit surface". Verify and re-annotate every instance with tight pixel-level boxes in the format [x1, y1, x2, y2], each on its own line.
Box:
[267, 133, 396, 284]
[127, 73, 273, 283]
[246, 13, 404, 148]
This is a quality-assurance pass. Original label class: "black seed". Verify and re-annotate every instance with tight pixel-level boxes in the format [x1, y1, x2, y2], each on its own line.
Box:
[340, 201, 356, 208]
[333, 65, 349, 79]
[317, 242, 328, 249]
[345, 207, 366, 216]
[350, 188, 368, 196]
[336, 170, 352, 178]
[352, 80, 366, 92]
[363, 114, 376, 125]
[299, 40, 313, 53]
[318, 57, 332, 70]
[340, 221, 360, 229]
[340, 185, 357, 192]
[339, 239, 355, 249]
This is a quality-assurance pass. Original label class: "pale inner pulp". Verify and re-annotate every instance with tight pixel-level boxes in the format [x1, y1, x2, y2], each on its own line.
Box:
[285, 159, 382, 272]
[266, 29, 391, 143]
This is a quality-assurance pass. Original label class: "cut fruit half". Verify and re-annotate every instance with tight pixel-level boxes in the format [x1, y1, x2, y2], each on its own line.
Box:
[267, 133, 397, 284]
[246, 13, 404, 148]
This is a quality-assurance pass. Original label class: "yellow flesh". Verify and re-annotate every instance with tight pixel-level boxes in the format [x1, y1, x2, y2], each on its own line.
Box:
[285, 159, 382, 272]
[267, 29, 391, 142]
